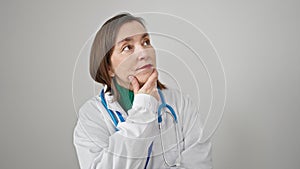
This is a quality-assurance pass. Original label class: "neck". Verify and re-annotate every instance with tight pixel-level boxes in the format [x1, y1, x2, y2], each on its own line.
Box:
[113, 77, 134, 112]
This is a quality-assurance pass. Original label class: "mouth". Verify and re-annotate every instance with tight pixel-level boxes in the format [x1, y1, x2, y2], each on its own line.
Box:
[136, 64, 153, 71]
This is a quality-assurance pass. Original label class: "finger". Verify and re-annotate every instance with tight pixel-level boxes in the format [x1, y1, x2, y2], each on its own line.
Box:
[143, 69, 158, 90]
[141, 69, 158, 91]
[128, 75, 139, 94]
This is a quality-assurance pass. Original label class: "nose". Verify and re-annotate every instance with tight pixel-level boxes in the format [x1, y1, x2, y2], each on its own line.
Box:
[135, 45, 148, 60]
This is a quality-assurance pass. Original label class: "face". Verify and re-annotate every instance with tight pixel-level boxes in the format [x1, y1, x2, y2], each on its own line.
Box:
[109, 21, 156, 89]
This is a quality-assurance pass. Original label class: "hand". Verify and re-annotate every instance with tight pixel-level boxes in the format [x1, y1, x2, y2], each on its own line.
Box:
[128, 69, 159, 101]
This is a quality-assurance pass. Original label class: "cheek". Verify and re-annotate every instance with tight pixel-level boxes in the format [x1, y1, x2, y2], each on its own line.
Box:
[111, 56, 127, 73]
[149, 48, 156, 64]
[110, 57, 121, 71]
[116, 56, 134, 70]
[113, 57, 135, 81]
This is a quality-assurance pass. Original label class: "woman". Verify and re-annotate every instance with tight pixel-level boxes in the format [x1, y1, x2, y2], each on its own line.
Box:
[73, 13, 212, 169]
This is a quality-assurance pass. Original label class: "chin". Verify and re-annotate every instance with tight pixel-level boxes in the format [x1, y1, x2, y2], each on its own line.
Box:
[136, 72, 152, 85]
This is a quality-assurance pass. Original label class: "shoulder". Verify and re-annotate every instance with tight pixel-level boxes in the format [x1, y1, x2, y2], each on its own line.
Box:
[161, 86, 193, 108]
[77, 95, 104, 122]
[75, 94, 117, 133]
[73, 95, 112, 146]
[161, 86, 199, 123]
[161, 87, 196, 117]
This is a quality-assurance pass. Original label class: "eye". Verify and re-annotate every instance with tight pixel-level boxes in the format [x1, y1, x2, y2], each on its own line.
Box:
[122, 45, 132, 52]
[142, 39, 151, 46]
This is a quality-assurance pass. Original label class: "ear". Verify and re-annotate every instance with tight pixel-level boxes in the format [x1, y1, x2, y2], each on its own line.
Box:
[108, 66, 115, 77]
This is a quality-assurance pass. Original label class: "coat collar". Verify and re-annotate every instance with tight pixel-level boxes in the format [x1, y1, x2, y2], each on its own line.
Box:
[102, 85, 128, 117]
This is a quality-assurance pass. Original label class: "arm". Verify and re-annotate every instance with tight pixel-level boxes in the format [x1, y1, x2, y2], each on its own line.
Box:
[73, 94, 159, 169]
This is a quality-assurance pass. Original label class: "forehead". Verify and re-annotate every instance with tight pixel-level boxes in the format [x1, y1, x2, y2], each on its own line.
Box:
[116, 21, 147, 43]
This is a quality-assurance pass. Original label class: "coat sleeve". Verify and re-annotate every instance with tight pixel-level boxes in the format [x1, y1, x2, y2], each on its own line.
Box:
[176, 94, 213, 169]
[73, 94, 159, 169]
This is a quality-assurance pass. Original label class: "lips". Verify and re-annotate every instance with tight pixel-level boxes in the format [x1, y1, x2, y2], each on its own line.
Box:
[136, 64, 152, 70]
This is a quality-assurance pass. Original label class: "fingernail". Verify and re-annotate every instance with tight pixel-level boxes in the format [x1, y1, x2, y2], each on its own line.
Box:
[128, 76, 133, 82]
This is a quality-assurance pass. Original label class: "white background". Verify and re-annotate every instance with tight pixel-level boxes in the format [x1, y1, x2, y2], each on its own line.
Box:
[0, 1, 299, 169]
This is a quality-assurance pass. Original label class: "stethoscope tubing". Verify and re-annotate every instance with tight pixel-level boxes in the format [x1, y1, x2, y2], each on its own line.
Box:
[100, 88, 181, 167]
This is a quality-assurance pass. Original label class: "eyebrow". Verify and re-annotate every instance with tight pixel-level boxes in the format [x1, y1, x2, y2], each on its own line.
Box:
[117, 33, 149, 46]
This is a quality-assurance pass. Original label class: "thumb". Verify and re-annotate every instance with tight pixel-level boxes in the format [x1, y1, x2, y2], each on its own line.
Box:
[128, 76, 139, 94]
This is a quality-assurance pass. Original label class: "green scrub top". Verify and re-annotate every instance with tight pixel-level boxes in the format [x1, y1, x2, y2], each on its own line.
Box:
[114, 80, 134, 112]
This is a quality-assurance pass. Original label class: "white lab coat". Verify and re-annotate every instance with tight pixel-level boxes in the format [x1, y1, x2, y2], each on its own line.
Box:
[73, 85, 212, 169]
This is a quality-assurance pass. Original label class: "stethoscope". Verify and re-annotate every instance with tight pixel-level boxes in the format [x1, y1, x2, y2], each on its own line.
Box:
[99, 88, 181, 167]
